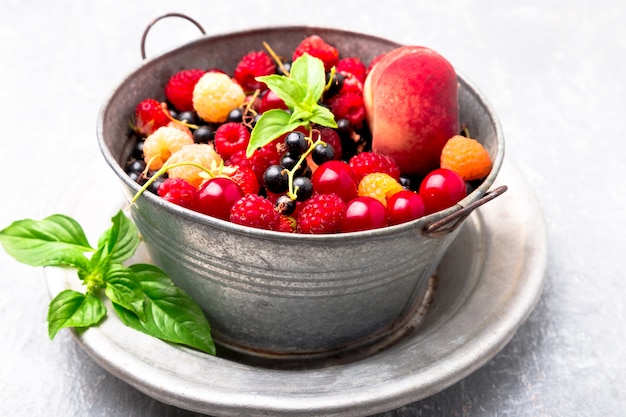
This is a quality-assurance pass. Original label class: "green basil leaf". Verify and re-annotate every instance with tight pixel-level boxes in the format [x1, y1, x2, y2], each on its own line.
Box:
[103, 263, 146, 321]
[0, 215, 93, 270]
[289, 106, 313, 124]
[256, 74, 307, 109]
[112, 264, 215, 355]
[290, 53, 326, 104]
[47, 290, 106, 339]
[98, 210, 140, 264]
[246, 110, 303, 157]
[310, 105, 339, 128]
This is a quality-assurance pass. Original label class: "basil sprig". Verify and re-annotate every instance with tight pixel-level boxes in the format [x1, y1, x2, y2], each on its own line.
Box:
[246, 53, 338, 157]
[0, 210, 215, 355]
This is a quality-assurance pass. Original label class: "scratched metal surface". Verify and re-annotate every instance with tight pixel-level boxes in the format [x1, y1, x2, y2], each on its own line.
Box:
[0, 0, 624, 416]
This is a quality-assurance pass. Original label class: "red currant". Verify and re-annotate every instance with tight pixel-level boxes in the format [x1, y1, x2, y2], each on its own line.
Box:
[341, 196, 388, 232]
[191, 177, 244, 221]
[387, 190, 426, 225]
[311, 160, 357, 202]
[418, 168, 467, 214]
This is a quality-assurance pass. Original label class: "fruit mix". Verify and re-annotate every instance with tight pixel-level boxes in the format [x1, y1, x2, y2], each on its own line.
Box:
[125, 35, 492, 233]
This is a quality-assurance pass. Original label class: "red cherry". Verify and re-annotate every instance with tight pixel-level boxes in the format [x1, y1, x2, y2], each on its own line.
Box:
[191, 177, 244, 220]
[418, 168, 467, 214]
[341, 196, 388, 232]
[311, 160, 357, 202]
[387, 190, 426, 225]
[259, 90, 288, 113]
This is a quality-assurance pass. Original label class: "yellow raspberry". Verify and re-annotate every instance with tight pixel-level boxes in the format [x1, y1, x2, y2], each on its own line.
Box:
[165, 143, 223, 188]
[143, 125, 194, 170]
[166, 120, 193, 137]
[440, 135, 492, 181]
[357, 172, 404, 207]
[192, 72, 245, 123]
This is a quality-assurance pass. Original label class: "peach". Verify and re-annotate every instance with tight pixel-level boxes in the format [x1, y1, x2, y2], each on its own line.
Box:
[363, 46, 459, 176]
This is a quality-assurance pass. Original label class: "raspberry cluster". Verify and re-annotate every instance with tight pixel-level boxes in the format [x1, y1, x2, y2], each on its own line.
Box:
[126, 35, 492, 233]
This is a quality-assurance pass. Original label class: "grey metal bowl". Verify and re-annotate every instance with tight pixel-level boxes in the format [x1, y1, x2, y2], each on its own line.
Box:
[97, 26, 505, 361]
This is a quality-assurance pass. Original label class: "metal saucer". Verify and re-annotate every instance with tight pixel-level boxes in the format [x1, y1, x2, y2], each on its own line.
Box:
[46, 158, 547, 416]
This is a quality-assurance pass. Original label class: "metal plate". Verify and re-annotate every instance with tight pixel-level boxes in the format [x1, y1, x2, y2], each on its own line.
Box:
[45, 158, 547, 416]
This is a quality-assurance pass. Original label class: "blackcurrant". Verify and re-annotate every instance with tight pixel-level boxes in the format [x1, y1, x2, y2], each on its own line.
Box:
[178, 110, 200, 125]
[193, 125, 214, 143]
[336, 118, 352, 135]
[263, 164, 289, 193]
[324, 71, 344, 99]
[293, 177, 313, 201]
[227, 107, 244, 123]
[277, 61, 291, 76]
[148, 177, 165, 194]
[275, 194, 297, 215]
[127, 159, 146, 173]
[280, 153, 300, 171]
[311, 142, 335, 165]
[285, 131, 308, 156]
[131, 139, 145, 159]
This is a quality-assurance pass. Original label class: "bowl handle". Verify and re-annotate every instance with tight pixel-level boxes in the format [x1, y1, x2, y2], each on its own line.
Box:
[140, 13, 206, 60]
[422, 185, 508, 237]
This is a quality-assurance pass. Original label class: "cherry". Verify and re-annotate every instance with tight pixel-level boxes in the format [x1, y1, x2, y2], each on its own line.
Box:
[418, 168, 467, 214]
[191, 177, 244, 221]
[341, 196, 388, 232]
[387, 190, 426, 225]
[259, 90, 288, 113]
[311, 160, 357, 202]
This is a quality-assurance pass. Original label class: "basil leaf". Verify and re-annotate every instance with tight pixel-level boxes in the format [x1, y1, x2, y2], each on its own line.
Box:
[103, 263, 146, 321]
[310, 105, 339, 128]
[112, 264, 215, 355]
[0, 215, 93, 271]
[290, 53, 326, 104]
[98, 210, 140, 264]
[246, 109, 303, 157]
[256, 74, 306, 109]
[47, 290, 106, 339]
[289, 106, 313, 124]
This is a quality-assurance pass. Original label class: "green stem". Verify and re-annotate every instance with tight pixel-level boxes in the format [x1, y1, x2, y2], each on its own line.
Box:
[285, 127, 325, 200]
[131, 162, 216, 204]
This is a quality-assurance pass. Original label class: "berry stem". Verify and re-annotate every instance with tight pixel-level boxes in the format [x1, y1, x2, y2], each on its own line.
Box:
[160, 102, 200, 130]
[263, 41, 290, 77]
[285, 128, 325, 200]
[130, 161, 216, 204]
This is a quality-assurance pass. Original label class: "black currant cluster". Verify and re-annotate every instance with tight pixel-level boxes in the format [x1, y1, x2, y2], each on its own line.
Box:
[262, 130, 335, 215]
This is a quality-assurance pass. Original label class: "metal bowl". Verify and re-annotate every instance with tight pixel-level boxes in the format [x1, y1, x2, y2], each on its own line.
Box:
[97, 25, 505, 361]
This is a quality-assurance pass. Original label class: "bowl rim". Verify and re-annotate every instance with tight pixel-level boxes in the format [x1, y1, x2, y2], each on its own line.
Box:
[96, 25, 505, 242]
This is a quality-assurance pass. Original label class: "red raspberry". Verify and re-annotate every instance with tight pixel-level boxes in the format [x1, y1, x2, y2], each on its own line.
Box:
[225, 149, 252, 171]
[337, 57, 367, 83]
[296, 193, 346, 234]
[225, 141, 281, 187]
[214, 122, 251, 160]
[157, 178, 197, 209]
[338, 73, 364, 95]
[292, 35, 339, 72]
[234, 50, 276, 92]
[349, 152, 402, 183]
[230, 194, 281, 231]
[134, 98, 170, 136]
[226, 165, 260, 195]
[328, 92, 366, 127]
[164, 69, 205, 112]
[277, 215, 296, 233]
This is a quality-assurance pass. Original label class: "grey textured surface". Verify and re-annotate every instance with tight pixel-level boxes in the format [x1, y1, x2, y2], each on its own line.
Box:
[0, 1, 624, 416]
